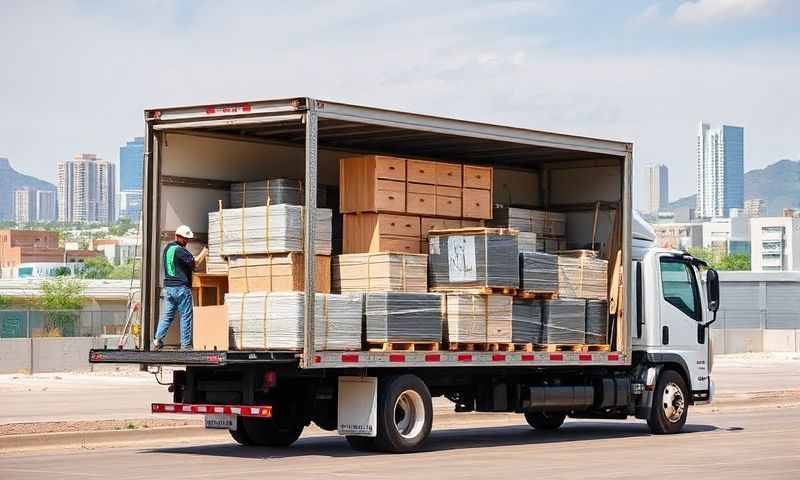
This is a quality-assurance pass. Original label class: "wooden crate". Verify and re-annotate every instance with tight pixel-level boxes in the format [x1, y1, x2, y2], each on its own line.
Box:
[340, 155, 407, 213]
[228, 253, 331, 293]
[444, 293, 513, 343]
[343, 213, 421, 254]
[192, 273, 228, 306]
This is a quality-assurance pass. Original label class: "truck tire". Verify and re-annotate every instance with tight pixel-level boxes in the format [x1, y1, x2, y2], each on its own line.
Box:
[374, 374, 433, 453]
[647, 369, 688, 434]
[241, 416, 304, 447]
[524, 412, 566, 430]
[229, 417, 254, 446]
[345, 435, 377, 451]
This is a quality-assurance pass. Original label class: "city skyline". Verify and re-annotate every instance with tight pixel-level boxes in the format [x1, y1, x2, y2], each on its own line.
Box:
[57, 153, 116, 225]
[696, 122, 744, 218]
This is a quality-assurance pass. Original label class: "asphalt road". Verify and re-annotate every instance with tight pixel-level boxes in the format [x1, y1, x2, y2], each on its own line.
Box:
[2, 406, 798, 480]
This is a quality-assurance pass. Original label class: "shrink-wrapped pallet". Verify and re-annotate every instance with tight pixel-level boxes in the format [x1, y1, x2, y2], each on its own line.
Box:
[585, 299, 609, 345]
[519, 252, 558, 292]
[444, 294, 513, 343]
[208, 205, 332, 266]
[557, 251, 608, 300]
[518, 231, 537, 253]
[227, 253, 331, 293]
[541, 298, 586, 345]
[230, 179, 329, 209]
[428, 228, 519, 290]
[365, 292, 443, 343]
[511, 298, 542, 344]
[333, 253, 427, 293]
[490, 207, 566, 236]
[226, 292, 362, 351]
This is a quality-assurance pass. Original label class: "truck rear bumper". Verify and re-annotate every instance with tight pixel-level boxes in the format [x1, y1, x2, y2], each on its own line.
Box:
[152, 402, 272, 417]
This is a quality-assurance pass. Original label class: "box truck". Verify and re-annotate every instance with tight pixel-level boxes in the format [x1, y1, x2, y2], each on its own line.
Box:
[90, 97, 719, 453]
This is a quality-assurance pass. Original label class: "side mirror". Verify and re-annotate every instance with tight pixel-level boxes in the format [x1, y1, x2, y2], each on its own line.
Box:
[706, 268, 720, 313]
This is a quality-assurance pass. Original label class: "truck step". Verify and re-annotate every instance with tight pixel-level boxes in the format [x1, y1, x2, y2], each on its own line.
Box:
[367, 342, 440, 352]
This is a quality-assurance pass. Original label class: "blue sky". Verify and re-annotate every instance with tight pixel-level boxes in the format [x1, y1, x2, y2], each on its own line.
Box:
[1, 0, 798, 207]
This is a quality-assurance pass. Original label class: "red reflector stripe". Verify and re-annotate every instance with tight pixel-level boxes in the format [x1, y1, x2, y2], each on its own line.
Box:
[579, 354, 592, 361]
[314, 355, 321, 363]
[492, 354, 506, 361]
[608, 354, 620, 361]
[425, 354, 440, 362]
[389, 354, 405, 363]
[151, 403, 271, 418]
[521, 354, 535, 361]
[550, 353, 564, 361]
[457, 354, 472, 362]
[341, 354, 359, 363]
[242, 103, 251, 112]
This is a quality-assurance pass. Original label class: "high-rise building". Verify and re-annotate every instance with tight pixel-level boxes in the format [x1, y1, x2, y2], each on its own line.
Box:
[695, 123, 744, 219]
[743, 198, 767, 217]
[118, 190, 142, 221]
[647, 164, 669, 214]
[119, 137, 144, 192]
[13, 188, 36, 224]
[36, 190, 57, 222]
[57, 154, 116, 224]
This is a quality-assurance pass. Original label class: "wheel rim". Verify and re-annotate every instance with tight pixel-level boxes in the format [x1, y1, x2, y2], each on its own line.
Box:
[393, 389, 426, 439]
[662, 382, 686, 423]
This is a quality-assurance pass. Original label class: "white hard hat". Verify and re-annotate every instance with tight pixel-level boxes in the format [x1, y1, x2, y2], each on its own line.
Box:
[175, 225, 194, 239]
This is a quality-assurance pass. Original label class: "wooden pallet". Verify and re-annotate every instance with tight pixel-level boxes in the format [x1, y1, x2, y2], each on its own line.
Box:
[583, 344, 611, 352]
[516, 290, 558, 300]
[367, 342, 440, 352]
[533, 343, 584, 352]
[431, 286, 518, 296]
[446, 342, 533, 352]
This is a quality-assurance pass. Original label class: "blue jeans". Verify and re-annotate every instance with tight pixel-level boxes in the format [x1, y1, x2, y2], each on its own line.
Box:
[155, 286, 193, 348]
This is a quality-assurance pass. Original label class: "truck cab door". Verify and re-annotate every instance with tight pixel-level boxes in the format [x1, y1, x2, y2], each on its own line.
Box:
[655, 256, 710, 394]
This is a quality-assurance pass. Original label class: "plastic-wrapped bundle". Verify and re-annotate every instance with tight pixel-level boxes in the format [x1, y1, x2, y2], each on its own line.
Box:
[365, 292, 443, 343]
[585, 300, 608, 345]
[208, 205, 332, 260]
[226, 292, 362, 351]
[541, 298, 586, 345]
[428, 228, 519, 290]
[543, 236, 567, 254]
[511, 298, 542, 344]
[519, 252, 558, 292]
[490, 207, 566, 236]
[333, 253, 427, 293]
[518, 232, 537, 253]
[227, 253, 331, 293]
[557, 251, 608, 299]
[230, 179, 329, 209]
[444, 294, 512, 343]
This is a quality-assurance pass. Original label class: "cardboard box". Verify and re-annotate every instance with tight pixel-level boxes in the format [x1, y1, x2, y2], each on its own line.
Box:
[193, 305, 229, 351]
[228, 253, 331, 294]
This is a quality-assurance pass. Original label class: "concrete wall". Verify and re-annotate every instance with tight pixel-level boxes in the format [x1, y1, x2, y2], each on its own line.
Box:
[0, 338, 32, 373]
[0, 336, 132, 374]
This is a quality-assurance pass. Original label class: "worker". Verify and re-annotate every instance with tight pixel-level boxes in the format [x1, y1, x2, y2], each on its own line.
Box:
[153, 225, 208, 350]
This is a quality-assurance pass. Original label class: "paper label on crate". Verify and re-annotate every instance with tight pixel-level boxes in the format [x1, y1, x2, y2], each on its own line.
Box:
[447, 235, 477, 282]
[429, 237, 440, 255]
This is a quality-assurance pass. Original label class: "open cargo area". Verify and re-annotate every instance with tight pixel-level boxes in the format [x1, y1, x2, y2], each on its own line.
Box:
[99, 98, 632, 369]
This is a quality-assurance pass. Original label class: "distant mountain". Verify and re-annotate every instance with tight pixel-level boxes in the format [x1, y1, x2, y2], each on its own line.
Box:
[667, 159, 800, 220]
[0, 157, 57, 220]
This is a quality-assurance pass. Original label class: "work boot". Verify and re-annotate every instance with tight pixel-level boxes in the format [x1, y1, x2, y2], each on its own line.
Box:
[153, 338, 164, 350]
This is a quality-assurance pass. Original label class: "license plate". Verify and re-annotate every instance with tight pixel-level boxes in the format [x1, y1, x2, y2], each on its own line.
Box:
[204, 414, 236, 430]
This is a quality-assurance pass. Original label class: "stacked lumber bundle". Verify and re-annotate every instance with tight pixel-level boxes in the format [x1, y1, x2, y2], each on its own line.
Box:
[519, 252, 558, 293]
[226, 292, 362, 351]
[365, 292, 443, 344]
[227, 253, 331, 293]
[333, 253, 427, 293]
[557, 250, 608, 299]
[444, 294, 512, 344]
[490, 207, 566, 253]
[517, 231, 537, 253]
[585, 299, 609, 345]
[209, 205, 332, 257]
[428, 228, 519, 291]
[540, 298, 586, 345]
[511, 298, 542, 344]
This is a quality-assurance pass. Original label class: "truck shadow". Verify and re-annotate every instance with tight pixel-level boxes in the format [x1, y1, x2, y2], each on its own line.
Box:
[144, 421, 723, 459]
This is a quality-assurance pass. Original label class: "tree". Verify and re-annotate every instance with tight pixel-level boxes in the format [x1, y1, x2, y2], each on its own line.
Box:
[36, 278, 86, 336]
[81, 256, 114, 279]
[109, 218, 134, 237]
[0, 295, 11, 309]
[687, 247, 750, 271]
[53, 266, 72, 277]
[108, 260, 141, 280]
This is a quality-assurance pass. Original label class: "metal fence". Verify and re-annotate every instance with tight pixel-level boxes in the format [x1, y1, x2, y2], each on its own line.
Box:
[0, 309, 130, 338]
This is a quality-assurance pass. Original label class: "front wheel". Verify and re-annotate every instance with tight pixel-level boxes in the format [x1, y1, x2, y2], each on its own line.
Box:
[373, 374, 433, 453]
[647, 369, 689, 434]
[240, 416, 304, 447]
[524, 412, 566, 430]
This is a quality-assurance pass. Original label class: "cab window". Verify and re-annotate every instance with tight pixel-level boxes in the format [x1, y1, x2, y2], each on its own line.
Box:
[659, 258, 701, 321]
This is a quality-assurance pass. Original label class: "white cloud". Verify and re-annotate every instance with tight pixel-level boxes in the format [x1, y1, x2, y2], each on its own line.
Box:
[673, 0, 776, 25]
